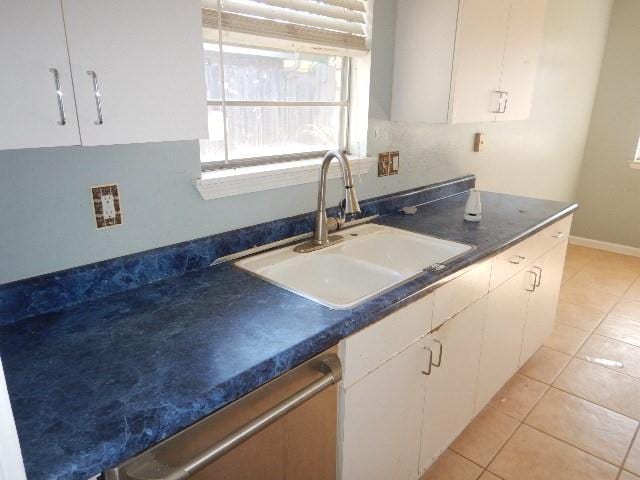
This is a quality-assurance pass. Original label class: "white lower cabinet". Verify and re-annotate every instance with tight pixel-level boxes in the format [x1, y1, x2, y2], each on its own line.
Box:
[340, 338, 429, 480]
[338, 217, 571, 478]
[520, 240, 568, 364]
[476, 270, 530, 412]
[419, 297, 487, 470]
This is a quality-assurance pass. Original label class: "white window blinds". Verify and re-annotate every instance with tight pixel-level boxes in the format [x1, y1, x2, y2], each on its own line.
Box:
[201, 0, 370, 55]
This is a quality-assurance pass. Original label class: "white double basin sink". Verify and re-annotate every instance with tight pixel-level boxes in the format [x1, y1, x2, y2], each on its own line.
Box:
[236, 224, 473, 309]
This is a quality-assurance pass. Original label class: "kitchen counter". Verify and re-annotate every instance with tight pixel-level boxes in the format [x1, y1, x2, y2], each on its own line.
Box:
[0, 189, 576, 480]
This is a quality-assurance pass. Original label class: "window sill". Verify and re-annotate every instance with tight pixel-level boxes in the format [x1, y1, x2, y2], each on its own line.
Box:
[629, 161, 640, 170]
[194, 156, 376, 200]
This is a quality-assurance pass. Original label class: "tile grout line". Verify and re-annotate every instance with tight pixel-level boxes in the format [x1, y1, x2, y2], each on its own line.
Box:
[616, 424, 640, 480]
[524, 421, 631, 470]
[549, 381, 640, 422]
[593, 332, 640, 351]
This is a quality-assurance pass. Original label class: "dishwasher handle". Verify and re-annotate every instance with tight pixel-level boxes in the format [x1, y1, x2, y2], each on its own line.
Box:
[121, 355, 342, 480]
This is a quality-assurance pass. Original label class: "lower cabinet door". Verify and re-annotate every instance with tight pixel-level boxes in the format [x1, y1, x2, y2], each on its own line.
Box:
[520, 241, 568, 364]
[419, 297, 487, 472]
[475, 270, 530, 412]
[340, 339, 428, 480]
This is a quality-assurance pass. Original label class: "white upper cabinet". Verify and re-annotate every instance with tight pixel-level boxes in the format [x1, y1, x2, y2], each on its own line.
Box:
[391, 0, 460, 123]
[0, 0, 81, 150]
[392, 0, 547, 124]
[498, 0, 547, 121]
[0, 0, 208, 150]
[62, 0, 208, 146]
[449, 0, 511, 124]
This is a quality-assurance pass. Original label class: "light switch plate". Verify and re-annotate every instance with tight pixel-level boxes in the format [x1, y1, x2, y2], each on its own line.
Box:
[378, 152, 390, 176]
[91, 184, 122, 229]
[378, 151, 400, 176]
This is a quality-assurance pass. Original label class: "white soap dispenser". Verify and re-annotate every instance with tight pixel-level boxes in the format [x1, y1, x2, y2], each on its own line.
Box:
[464, 189, 482, 222]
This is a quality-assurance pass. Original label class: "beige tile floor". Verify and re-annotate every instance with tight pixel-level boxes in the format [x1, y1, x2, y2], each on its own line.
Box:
[422, 244, 640, 480]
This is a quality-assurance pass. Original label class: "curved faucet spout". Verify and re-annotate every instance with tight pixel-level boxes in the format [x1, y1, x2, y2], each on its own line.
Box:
[294, 150, 362, 253]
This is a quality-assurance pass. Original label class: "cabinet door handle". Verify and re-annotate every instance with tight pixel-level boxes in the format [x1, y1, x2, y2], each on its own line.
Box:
[422, 347, 433, 376]
[86, 70, 104, 125]
[501, 94, 509, 113]
[494, 91, 509, 114]
[49, 68, 66, 126]
[532, 266, 543, 287]
[432, 339, 443, 367]
[526, 270, 537, 292]
[552, 232, 565, 239]
[509, 255, 526, 265]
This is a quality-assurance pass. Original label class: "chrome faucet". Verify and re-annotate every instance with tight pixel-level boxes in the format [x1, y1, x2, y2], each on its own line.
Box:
[294, 150, 361, 253]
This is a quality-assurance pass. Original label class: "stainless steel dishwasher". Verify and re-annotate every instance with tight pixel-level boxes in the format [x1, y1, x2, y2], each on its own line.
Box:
[103, 347, 341, 480]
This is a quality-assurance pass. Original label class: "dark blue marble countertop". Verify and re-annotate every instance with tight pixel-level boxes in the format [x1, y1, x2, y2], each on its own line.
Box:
[0, 191, 576, 480]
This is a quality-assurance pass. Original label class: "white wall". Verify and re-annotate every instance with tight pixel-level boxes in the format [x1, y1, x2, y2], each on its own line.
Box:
[367, 0, 613, 202]
[572, 0, 640, 247]
[0, 0, 613, 284]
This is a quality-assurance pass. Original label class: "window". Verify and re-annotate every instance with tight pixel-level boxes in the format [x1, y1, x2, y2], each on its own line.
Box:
[199, 0, 369, 170]
[200, 44, 350, 169]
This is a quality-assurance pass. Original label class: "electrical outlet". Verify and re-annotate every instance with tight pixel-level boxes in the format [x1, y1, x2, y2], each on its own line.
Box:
[91, 184, 122, 229]
[389, 151, 400, 175]
[101, 194, 116, 220]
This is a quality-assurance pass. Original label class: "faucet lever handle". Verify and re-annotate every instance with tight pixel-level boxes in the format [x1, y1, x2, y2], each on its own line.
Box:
[337, 199, 346, 218]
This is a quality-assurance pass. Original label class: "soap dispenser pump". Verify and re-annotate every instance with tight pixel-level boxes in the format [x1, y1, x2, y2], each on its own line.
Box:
[464, 189, 482, 222]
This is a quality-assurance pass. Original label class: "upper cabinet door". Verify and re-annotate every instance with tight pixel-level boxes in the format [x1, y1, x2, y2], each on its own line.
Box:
[0, 0, 80, 150]
[391, 0, 460, 123]
[62, 0, 208, 146]
[497, 0, 547, 121]
[449, 0, 510, 124]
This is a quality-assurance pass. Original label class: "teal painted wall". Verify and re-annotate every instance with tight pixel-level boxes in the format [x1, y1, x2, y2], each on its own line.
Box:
[0, 0, 613, 283]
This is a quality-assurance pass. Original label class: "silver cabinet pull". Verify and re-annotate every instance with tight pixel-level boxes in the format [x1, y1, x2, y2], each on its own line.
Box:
[552, 232, 565, 239]
[509, 255, 526, 265]
[117, 355, 342, 480]
[432, 339, 443, 367]
[526, 270, 537, 292]
[501, 94, 509, 113]
[49, 68, 66, 125]
[494, 91, 509, 114]
[422, 347, 433, 376]
[86, 70, 103, 125]
[532, 266, 543, 287]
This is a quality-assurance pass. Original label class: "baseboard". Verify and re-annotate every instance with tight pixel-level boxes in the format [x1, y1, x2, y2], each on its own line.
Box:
[569, 235, 640, 257]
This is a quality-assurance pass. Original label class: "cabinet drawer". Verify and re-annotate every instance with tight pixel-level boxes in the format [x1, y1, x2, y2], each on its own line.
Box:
[490, 215, 572, 290]
[432, 261, 491, 330]
[340, 294, 433, 389]
[534, 215, 573, 259]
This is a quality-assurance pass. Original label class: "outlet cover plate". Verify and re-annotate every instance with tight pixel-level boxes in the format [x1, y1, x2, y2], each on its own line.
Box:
[91, 184, 122, 229]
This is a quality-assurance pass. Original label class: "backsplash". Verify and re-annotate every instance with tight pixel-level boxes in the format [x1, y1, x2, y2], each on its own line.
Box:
[0, 175, 474, 326]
